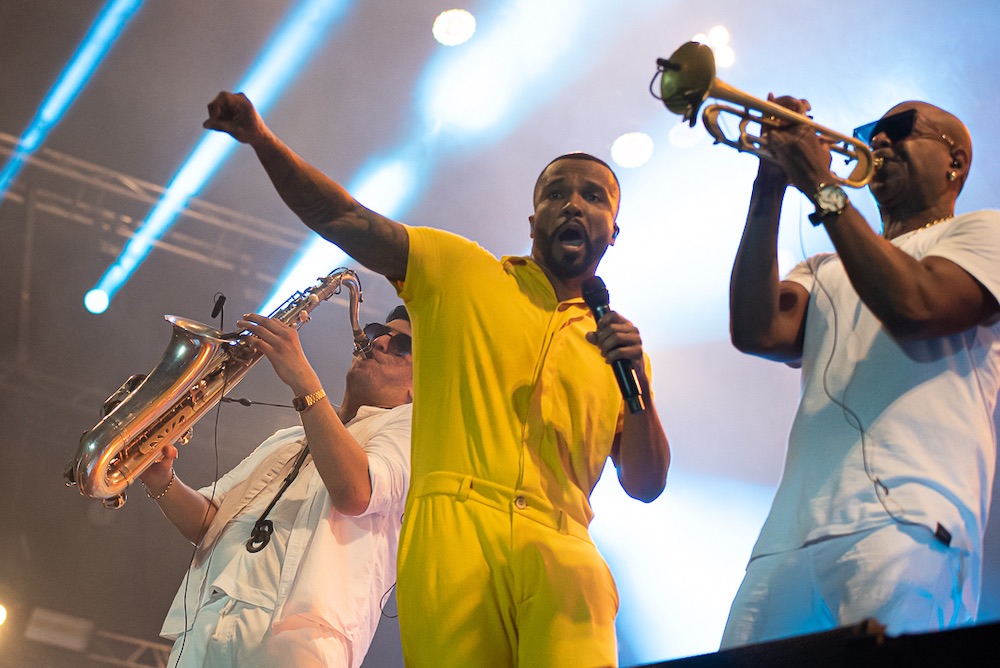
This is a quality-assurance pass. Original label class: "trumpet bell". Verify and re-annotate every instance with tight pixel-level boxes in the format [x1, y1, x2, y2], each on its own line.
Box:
[655, 41, 716, 125]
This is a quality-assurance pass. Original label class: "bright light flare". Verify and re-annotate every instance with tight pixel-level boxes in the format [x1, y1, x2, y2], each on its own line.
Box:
[714, 45, 736, 68]
[0, 603, 7, 627]
[84, 289, 110, 315]
[591, 465, 774, 662]
[692, 24, 735, 68]
[611, 132, 654, 169]
[432, 9, 477, 46]
[708, 25, 730, 46]
[421, 0, 587, 137]
[259, 149, 422, 313]
[668, 121, 706, 149]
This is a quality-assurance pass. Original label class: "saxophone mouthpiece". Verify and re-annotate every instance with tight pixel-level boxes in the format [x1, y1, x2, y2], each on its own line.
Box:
[353, 329, 374, 359]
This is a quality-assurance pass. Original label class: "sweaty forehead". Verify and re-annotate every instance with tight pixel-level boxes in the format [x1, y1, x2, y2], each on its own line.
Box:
[534, 159, 619, 201]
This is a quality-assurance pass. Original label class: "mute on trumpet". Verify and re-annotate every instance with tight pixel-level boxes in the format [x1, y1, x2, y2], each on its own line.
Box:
[651, 41, 879, 189]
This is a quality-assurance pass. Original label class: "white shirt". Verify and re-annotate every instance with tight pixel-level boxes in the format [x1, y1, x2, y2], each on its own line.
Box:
[753, 210, 1000, 597]
[161, 403, 412, 667]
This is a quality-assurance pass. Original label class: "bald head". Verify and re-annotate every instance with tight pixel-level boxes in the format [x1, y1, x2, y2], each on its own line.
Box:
[888, 100, 973, 172]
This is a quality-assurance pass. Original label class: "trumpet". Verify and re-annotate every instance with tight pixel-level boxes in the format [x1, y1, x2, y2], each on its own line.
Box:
[65, 268, 367, 509]
[651, 41, 879, 188]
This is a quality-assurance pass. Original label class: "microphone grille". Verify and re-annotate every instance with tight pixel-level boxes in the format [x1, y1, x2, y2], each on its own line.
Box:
[581, 275, 610, 309]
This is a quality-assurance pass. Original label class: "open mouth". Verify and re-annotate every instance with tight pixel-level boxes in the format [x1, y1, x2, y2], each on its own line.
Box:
[557, 224, 585, 249]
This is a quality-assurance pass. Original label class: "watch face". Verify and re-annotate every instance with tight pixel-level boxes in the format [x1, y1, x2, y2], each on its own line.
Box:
[816, 184, 848, 214]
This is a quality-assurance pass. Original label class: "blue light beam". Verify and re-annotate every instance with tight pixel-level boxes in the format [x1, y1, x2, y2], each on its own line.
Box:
[0, 0, 143, 202]
[258, 146, 427, 314]
[86, 0, 354, 313]
[264, 0, 618, 312]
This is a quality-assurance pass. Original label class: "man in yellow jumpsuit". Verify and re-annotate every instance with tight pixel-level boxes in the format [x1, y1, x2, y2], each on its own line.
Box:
[204, 91, 671, 668]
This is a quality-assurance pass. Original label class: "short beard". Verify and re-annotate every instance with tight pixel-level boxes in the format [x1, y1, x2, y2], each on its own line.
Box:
[539, 236, 595, 280]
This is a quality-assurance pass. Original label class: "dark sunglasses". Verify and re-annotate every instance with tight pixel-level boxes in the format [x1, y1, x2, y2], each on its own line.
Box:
[362, 322, 412, 357]
[853, 108, 955, 150]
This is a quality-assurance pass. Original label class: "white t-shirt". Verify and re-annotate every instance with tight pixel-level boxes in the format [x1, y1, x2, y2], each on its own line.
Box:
[752, 210, 1000, 594]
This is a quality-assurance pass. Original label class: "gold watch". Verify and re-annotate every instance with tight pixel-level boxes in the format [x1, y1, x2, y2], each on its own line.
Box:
[293, 388, 327, 412]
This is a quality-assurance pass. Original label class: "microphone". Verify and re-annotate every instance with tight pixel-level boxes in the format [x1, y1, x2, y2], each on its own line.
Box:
[211, 293, 227, 319]
[581, 276, 645, 414]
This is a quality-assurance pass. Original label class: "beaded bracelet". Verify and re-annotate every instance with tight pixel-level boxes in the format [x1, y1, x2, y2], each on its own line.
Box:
[142, 468, 175, 500]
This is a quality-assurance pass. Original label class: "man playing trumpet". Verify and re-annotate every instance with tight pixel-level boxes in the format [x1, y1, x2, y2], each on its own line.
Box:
[723, 98, 1000, 646]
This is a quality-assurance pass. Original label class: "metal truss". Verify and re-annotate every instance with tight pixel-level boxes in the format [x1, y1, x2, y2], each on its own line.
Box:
[0, 130, 310, 285]
[86, 629, 172, 668]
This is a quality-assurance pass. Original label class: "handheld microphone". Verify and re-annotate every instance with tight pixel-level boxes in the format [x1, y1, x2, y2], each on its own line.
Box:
[581, 275, 645, 414]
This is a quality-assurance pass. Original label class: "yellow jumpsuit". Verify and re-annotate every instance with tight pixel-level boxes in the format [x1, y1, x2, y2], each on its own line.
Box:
[395, 226, 630, 667]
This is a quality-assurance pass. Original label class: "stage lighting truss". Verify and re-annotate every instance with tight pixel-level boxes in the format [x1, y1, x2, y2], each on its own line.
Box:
[0, 130, 310, 287]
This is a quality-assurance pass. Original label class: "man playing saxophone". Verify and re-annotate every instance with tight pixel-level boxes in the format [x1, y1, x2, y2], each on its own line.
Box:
[139, 305, 413, 667]
[723, 97, 1000, 646]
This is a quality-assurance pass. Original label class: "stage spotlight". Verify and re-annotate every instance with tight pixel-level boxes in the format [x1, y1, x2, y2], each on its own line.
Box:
[84, 288, 110, 315]
[432, 9, 476, 46]
[420, 0, 588, 138]
[714, 44, 736, 68]
[692, 25, 735, 68]
[611, 132, 654, 169]
[708, 25, 731, 47]
[0, 603, 7, 627]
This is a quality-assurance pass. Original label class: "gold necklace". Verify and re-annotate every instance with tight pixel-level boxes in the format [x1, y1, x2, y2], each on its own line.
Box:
[913, 216, 953, 233]
[883, 216, 953, 238]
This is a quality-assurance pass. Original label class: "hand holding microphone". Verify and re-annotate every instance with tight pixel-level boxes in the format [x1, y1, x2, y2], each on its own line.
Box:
[582, 276, 645, 414]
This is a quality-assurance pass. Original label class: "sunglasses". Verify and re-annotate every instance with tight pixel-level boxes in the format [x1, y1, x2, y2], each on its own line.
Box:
[853, 108, 955, 150]
[362, 322, 412, 357]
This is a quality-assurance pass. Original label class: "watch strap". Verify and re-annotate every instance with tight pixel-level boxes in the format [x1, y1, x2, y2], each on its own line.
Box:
[293, 388, 327, 412]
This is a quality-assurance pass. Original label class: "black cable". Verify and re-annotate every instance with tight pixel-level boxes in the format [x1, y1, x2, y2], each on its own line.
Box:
[795, 205, 942, 544]
[221, 396, 293, 409]
[379, 583, 398, 619]
[171, 362, 228, 668]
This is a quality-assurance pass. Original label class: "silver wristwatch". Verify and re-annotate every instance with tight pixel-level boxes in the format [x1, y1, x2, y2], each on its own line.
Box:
[808, 183, 849, 226]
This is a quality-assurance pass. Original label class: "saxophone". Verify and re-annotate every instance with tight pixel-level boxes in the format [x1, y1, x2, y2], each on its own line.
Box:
[65, 268, 368, 509]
